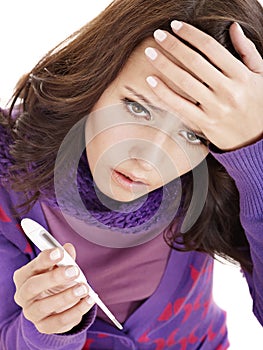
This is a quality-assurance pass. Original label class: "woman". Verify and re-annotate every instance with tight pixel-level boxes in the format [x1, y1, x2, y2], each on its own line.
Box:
[0, 0, 262, 349]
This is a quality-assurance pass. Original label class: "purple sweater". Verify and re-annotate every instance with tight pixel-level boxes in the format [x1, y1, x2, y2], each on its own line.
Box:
[0, 125, 262, 349]
[40, 201, 172, 324]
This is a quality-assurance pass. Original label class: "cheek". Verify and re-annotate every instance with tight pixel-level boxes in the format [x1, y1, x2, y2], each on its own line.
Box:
[85, 126, 132, 174]
[85, 139, 99, 174]
[85, 118, 209, 188]
[85, 134, 110, 175]
[161, 142, 208, 181]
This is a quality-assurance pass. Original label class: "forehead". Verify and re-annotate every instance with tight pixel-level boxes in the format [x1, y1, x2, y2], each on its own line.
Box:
[114, 38, 207, 138]
[121, 37, 195, 103]
[124, 38, 173, 77]
[132, 37, 181, 63]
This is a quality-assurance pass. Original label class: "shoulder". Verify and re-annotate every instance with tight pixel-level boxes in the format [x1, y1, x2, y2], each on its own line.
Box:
[0, 184, 30, 254]
[0, 107, 45, 258]
[0, 110, 14, 183]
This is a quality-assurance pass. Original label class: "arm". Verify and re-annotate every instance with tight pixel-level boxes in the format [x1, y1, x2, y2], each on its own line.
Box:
[211, 139, 263, 325]
[0, 231, 96, 349]
[143, 21, 263, 323]
[0, 118, 97, 347]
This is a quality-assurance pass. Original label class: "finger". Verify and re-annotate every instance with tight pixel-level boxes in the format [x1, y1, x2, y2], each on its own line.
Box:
[24, 283, 90, 323]
[36, 297, 95, 334]
[153, 29, 228, 90]
[63, 243, 76, 261]
[229, 22, 263, 73]
[13, 248, 64, 290]
[145, 75, 205, 132]
[16, 264, 80, 305]
[145, 46, 216, 107]
[170, 20, 247, 78]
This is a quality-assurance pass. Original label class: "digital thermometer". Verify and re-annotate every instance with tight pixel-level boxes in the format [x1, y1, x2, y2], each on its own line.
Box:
[21, 218, 123, 330]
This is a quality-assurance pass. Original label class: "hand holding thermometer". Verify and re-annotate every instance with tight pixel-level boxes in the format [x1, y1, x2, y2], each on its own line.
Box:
[20, 218, 123, 330]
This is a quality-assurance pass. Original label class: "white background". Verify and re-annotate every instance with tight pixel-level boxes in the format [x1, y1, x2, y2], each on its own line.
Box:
[0, 1, 262, 349]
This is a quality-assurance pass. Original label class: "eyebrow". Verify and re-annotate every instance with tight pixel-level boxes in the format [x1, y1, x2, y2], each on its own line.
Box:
[124, 85, 164, 114]
[124, 85, 208, 140]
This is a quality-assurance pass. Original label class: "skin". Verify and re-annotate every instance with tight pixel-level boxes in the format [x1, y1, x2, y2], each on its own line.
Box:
[145, 22, 263, 151]
[13, 244, 95, 334]
[13, 21, 262, 334]
[85, 39, 209, 202]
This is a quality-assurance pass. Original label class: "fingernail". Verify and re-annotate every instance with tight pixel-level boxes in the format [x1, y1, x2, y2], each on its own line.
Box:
[154, 29, 167, 42]
[74, 285, 88, 297]
[86, 296, 95, 305]
[171, 20, 183, 31]
[146, 76, 158, 88]
[145, 47, 158, 60]
[50, 248, 61, 261]
[236, 22, 244, 35]
[65, 266, 78, 278]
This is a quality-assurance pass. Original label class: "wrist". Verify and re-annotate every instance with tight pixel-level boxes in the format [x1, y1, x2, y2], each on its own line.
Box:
[210, 134, 263, 153]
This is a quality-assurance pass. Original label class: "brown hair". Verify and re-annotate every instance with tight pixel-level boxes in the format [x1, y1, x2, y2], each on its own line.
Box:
[3, 0, 263, 272]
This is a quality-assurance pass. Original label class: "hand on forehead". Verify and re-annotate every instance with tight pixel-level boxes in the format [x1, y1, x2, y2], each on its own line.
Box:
[121, 37, 201, 131]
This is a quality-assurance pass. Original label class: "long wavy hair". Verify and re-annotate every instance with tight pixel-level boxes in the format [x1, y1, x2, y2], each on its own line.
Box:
[1, 0, 263, 273]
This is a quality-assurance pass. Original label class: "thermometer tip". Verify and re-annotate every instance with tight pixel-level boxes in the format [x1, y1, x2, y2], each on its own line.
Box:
[113, 318, 123, 330]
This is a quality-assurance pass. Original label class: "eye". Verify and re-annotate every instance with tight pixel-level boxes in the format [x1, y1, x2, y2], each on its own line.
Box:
[123, 98, 152, 121]
[179, 130, 202, 144]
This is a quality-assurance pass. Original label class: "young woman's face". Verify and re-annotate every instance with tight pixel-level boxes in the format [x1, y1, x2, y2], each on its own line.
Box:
[85, 38, 209, 202]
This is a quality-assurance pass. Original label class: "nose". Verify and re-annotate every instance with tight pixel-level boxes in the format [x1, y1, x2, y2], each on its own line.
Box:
[132, 157, 154, 171]
[128, 133, 169, 171]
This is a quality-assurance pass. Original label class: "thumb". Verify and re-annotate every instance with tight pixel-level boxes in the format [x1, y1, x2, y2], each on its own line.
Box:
[63, 243, 77, 260]
[229, 22, 263, 73]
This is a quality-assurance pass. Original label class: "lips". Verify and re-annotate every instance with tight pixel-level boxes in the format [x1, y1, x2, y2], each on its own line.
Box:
[116, 169, 148, 185]
[111, 169, 149, 191]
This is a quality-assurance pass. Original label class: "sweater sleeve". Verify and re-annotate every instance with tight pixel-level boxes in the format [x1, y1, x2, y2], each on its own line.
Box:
[210, 139, 263, 326]
[0, 231, 96, 350]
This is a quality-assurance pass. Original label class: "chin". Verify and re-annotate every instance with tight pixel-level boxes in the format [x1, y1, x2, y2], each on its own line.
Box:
[96, 182, 149, 203]
[113, 192, 147, 203]
[109, 189, 148, 203]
